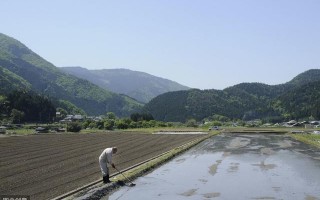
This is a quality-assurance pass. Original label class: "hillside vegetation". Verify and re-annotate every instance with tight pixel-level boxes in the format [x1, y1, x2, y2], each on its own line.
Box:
[275, 80, 320, 119]
[145, 69, 320, 122]
[1, 33, 319, 123]
[0, 33, 142, 117]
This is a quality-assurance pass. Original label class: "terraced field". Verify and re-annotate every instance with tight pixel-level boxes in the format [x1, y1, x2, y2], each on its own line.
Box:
[0, 132, 207, 200]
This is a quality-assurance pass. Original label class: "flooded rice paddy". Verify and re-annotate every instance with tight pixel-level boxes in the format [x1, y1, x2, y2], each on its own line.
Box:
[103, 134, 320, 200]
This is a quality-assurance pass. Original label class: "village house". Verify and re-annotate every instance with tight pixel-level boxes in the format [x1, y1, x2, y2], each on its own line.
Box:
[60, 115, 85, 123]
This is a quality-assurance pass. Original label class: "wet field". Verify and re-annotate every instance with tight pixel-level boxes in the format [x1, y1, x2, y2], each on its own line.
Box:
[103, 133, 320, 200]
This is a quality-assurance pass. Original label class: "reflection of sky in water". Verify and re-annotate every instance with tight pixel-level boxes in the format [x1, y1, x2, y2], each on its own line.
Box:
[104, 135, 320, 200]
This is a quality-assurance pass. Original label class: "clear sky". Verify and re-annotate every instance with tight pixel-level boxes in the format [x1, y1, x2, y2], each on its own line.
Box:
[1, 0, 320, 89]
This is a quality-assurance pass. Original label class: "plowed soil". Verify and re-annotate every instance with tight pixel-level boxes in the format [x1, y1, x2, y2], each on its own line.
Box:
[0, 132, 207, 199]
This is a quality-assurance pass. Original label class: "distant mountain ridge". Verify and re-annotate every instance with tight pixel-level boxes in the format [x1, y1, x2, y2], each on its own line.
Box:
[1, 32, 319, 122]
[275, 79, 320, 120]
[145, 69, 320, 122]
[285, 69, 320, 87]
[60, 67, 189, 103]
[0, 33, 142, 116]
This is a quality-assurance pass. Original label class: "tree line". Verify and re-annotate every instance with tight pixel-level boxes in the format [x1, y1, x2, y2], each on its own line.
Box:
[0, 90, 56, 123]
[145, 81, 320, 123]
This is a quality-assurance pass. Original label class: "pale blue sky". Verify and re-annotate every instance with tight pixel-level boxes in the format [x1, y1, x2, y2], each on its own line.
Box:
[1, 0, 320, 89]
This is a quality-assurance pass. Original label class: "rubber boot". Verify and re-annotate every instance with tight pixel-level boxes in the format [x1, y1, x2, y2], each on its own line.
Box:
[103, 174, 110, 183]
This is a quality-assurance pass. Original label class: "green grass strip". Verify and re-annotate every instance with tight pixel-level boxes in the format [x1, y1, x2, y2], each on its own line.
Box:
[291, 134, 320, 148]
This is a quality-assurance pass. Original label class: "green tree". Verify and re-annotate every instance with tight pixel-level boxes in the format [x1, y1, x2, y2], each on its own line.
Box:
[186, 119, 198, 127]
[115, 119, 129, 129]
[7, 90, 56, 123]
[67, 122, 82, 132]
[95, 121, 104, 129]
[141, 121, 151, 128]
[130, 113, 140, 122]
[88, 121, 97, 129]
[129, 121, 138, 128]
[0, 96, 9, 120]
[56, 107, 67, 120]
[212, 121, 222, 126]
[210, 114, 230, 122]
[148, 120, 157, 127]
[104, 119, 115, 130]
[10, 109, 25, 123]
[106, 112, 116, 120]
[82, 120, 90, 129]
[130, 113, 154, 121]
[156, 121, 167, 127]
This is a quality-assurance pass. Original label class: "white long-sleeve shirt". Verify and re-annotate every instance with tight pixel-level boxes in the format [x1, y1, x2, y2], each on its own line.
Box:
[99, 148, 113, 164]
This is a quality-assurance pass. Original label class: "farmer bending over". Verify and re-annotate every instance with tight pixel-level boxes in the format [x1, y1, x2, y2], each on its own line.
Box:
[99, 147, 117, 183]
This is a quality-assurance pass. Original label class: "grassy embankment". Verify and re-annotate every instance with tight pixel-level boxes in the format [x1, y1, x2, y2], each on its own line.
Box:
[4, 128, 34, 135]
[291, 134, 320, 148]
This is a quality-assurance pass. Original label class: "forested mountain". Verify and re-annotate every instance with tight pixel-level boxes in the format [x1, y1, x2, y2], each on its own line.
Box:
[60, 67, 189, 103]
[145, 69, 320, 122]
[1, 32, 319, 123]
[224, 83, 283, 99]
[145, 88, 276, 122]
[0, 66, 31, 94]
[285, 69, 320, 87]
[274, 80, 320, 120]
[0, 33, 142, 116]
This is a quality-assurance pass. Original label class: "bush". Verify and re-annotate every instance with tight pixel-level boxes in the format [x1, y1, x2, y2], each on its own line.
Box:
[157, 121, 167, 127]
[88, 121, 97, 129]
[67, 122, 82, 132]
[129, 121, 138, 128]
[186, 119, 198, 127]
[130, 112, 154, 122]
[212, 121, 222, 126]
[104, 119, 115, 130]
[82, 120, 90, 129]
[115, 119, 129, 129]
[96, 121, 104, 129]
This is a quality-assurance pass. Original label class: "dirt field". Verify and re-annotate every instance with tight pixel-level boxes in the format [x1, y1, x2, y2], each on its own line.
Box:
[0, 132, 207, 200]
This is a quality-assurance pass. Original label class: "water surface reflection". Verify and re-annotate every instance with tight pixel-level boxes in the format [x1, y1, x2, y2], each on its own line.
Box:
[104, 134, 320, 200]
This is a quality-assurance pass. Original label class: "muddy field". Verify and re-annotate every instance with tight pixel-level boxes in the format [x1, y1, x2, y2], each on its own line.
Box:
[0, 132, 207, 200]
[105, 133, 320, 200]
